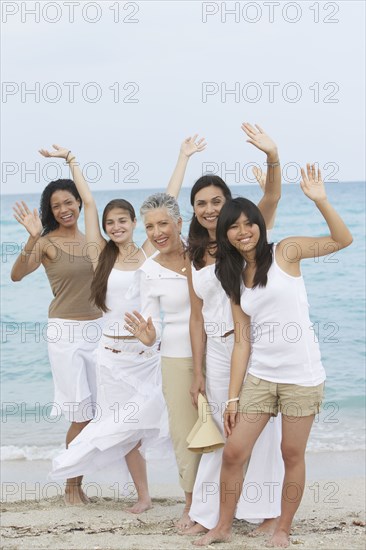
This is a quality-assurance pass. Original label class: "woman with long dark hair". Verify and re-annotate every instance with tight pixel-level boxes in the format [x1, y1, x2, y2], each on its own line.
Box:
[185, 123, 284, 535]
[12, 178, 102, 506]
[194, 166, 353, 547]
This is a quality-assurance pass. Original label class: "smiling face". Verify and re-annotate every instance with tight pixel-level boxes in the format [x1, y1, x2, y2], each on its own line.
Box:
[226, 212, 260, 256]
[193, 185, 227, 233]
[50, 190, 80, 228]
[144, 207, 182, 254]
[104, 208, 136, 245]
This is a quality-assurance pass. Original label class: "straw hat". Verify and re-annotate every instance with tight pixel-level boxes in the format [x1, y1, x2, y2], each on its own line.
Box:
[186, 393, 225, 454]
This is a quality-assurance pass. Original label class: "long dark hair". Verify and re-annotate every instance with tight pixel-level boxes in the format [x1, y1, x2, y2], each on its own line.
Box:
[39, 179, 82, 235]
[215, 198, 273, 304]
[187, 175, 232, 268]
[90, 199, 136, 312]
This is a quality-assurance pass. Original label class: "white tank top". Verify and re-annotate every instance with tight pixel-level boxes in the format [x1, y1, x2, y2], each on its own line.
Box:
[240, 244, 326, 386]
[191, 232, 273, 338]
[191, 263, 233, 338]
[103, 249, 147, 337]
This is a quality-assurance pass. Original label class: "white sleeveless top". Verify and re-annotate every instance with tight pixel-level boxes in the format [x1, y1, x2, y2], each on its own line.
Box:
[240, 244, 326, 386]
[191, 232, 272, 338]
[191, 263, 234, 338]
[102, 249, 147, 337]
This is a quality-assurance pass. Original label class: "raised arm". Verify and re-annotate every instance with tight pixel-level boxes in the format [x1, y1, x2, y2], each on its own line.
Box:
[11, 201, 45, 281]
[39, 145, 106, 266]
[187, 268, 206, 407]
[224, 302, 251, 437]
[142, 134, 207, 256]
[242, 123, 281, 229]
[165, 134, 207, 198]
[277, 164, 353, 270]
[252, 166, 276, 230]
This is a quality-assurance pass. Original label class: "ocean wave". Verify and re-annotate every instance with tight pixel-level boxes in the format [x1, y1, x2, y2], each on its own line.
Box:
[1, 439, 365, 462]
[1, 444, 64, 461]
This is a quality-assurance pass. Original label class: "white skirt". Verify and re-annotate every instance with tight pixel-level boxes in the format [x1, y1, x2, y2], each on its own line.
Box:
[189, 335, 284, 528]
[50, 335, 170, 481]
[47, 318, 102, 422]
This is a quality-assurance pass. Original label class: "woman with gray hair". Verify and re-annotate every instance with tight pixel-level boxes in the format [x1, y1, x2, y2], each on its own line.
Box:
[125, 192, 200, 529]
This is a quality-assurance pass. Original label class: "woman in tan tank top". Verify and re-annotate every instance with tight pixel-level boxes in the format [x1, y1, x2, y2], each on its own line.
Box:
[11, 176, 103, 506]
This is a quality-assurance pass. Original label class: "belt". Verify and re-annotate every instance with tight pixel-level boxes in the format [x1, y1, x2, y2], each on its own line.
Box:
[222, 329, 234, 338]
[104, 345, 145, 355]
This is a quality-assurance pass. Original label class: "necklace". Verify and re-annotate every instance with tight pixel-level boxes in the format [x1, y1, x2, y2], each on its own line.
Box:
[158, 251, 187, 274]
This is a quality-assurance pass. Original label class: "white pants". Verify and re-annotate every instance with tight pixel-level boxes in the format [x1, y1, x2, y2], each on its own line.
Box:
[47, 318, 101, 422]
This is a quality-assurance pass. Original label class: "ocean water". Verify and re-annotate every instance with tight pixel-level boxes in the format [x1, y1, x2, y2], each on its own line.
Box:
[1, 182, 365, 461]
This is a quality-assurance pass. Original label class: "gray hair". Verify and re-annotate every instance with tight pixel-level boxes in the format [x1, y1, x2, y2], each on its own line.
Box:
[140, 192, 181, 222]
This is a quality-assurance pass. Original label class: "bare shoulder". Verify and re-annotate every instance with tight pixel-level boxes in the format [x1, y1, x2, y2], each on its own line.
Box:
[275, 239, 301, 276]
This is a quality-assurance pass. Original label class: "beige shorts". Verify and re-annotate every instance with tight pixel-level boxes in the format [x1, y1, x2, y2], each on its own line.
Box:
[238, 374, 324, 418]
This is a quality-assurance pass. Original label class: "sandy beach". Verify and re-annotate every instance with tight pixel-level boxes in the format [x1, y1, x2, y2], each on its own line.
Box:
[1, 451, 365, 549]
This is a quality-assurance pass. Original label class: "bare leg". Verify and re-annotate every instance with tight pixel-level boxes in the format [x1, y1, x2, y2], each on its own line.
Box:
[266, 415, 314, 548]
[194, 412, 271, 547]
[64, 420, 90, 505]
[125, 443, 152, 513]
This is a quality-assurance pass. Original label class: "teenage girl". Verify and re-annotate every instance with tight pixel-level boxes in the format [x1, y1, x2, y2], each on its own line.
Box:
[194, 165, 353, 547]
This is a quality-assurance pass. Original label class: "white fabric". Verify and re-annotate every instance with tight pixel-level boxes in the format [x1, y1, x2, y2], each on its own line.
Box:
[191, 232, 272, 339]
[103, 269, 141, 338]
[46, 318, 101, 422]
[50, 335, 170, 481]
[137, 257, 192, 357]
[241, 244, 326, 386]
[190, 335, 284, 527]
[191, 263, 233, 337]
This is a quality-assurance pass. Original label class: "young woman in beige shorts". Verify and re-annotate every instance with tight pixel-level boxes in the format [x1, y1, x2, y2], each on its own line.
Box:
[194, 165, 353, 548]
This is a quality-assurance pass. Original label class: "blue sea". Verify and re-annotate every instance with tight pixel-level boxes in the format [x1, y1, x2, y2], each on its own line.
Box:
[1, 183, 365, 461]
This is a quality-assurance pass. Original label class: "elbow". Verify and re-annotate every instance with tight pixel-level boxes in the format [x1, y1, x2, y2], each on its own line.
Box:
[344, 233, 354, 248]
[11, 271, 22, 282]
[338, 233, 353, 251]
[271, 191, 281, 203]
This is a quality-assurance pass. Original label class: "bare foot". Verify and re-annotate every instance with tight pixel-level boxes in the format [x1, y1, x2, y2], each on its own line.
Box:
[175, 507, 195, 530]
[266, 528, 290, 548]
[249, 517, 279, 538]
[125, 499, 153, 514]
[64, 486, 86, 506]
[192, 527, 231, 546]
[179, 523, 208, 536]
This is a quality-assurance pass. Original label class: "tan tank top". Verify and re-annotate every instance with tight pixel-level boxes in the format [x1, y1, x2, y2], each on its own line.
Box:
[43, 241, 101, 319]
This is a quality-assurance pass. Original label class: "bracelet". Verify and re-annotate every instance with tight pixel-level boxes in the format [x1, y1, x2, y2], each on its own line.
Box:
[225, 397, 240, 408]
[21, 249, 33, 257]
[265, 161, 280, 167]
[66, 150, 72, 162]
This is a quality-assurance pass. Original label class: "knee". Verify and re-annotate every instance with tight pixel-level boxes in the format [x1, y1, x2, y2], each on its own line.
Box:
[281, 443, 304, 466]
[223, 443, 248, 467]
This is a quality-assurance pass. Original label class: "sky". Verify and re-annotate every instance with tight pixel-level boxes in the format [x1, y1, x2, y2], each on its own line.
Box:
[1, 0, 365, 195]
